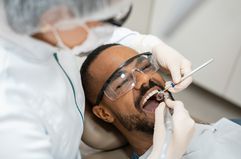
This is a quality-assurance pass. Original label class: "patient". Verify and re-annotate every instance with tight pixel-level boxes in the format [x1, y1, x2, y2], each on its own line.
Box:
[81, 44, 241, 159]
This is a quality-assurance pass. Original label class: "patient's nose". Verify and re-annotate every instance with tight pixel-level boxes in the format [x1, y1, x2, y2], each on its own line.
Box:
[133, 70, 150, 89]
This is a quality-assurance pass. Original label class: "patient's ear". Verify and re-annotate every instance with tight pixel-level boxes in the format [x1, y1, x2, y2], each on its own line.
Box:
[92, 105, 114, 123]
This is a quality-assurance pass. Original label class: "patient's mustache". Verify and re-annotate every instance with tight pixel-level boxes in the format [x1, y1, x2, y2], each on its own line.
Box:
[135, 80, 161, 111]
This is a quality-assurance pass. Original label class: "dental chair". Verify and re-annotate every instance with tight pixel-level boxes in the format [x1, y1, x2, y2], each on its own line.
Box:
[81, 104, 131, 159]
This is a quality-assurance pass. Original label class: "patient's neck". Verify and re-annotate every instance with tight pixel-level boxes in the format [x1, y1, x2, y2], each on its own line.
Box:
[118, 125, 153, 156]
[128, 131, 153, 156]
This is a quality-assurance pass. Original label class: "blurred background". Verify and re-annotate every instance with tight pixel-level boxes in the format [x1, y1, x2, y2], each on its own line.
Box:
[124, 0, 241, 123]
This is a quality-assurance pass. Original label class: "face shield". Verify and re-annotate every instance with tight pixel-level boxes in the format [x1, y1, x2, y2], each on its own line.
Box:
[2, 0, 131, 35]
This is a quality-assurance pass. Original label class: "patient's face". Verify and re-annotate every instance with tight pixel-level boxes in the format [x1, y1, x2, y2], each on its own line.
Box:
[89, 45, 166, 134]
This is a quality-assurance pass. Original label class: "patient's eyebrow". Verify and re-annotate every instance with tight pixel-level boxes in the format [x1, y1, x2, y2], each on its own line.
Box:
[136, 56, 147, 64]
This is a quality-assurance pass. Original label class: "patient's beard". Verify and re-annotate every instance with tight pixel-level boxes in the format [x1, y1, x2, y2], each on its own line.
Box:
[114, 112, 154, 134]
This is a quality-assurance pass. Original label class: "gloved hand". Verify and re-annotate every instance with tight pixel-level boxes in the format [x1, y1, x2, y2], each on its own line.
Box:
[152, 42, 192, 93]
[148, 100, 195, 159]
[165, 99, 195, 159]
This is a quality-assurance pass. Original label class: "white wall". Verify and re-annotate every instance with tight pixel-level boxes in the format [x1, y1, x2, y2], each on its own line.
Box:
[125, 0, 241, 107]
[124, 0, 153, 33]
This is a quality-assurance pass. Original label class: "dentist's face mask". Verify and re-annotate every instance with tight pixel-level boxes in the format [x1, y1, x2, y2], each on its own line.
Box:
[51, 23, 115, 55]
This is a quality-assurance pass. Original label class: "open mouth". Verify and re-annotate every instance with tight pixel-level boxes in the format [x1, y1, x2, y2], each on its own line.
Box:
[141, 86, 165, 113]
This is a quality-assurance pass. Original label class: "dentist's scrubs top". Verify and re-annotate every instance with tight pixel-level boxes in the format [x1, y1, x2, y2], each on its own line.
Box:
[0, 36, 84, 159]
[0, 26, 144, 159]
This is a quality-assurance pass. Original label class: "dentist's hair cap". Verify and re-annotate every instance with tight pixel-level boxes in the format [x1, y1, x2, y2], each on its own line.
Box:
[3, 0, 131, 35]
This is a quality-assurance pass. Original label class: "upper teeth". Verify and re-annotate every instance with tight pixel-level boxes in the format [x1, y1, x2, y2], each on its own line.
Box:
[143, 90, 159, 105]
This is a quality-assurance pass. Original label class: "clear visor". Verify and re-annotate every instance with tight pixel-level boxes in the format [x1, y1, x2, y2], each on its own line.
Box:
[96, 53, 159, 104]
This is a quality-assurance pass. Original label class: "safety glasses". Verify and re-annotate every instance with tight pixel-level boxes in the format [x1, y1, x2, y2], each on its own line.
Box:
[95, 52, 159, 105]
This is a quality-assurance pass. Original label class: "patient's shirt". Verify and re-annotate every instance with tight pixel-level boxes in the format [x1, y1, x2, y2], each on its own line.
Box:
[136, 118, 241, 159]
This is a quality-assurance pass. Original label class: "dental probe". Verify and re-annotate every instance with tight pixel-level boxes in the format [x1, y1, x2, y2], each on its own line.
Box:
[159, 58, 214, 94]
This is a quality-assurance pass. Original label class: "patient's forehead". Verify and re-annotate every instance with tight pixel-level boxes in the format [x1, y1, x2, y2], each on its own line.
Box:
[90, 45, 138, 79]
[88, 45, 138, 96]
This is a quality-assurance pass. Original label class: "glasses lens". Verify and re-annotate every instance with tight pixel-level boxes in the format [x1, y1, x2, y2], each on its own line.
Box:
[104, 69, 135, 100]
[104, 54, 158, 100]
